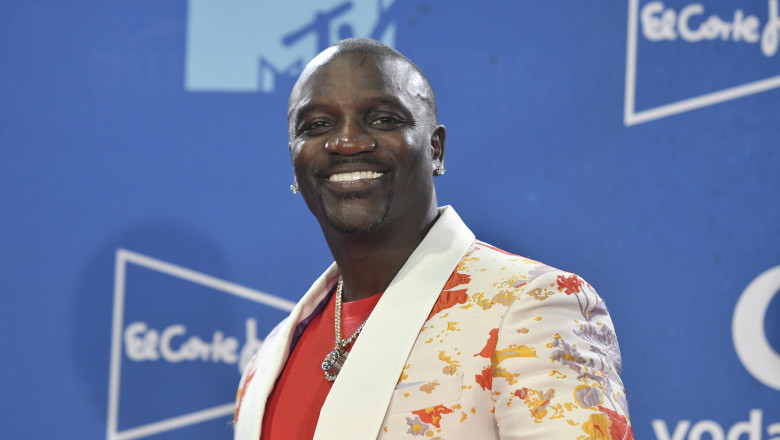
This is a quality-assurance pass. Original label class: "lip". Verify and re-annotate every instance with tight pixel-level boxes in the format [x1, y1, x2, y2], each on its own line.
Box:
[328, 170, 384, 182]
[315, 161, 390, 193]
[320, 170, 387, 192]
[318, 161, 388, 178]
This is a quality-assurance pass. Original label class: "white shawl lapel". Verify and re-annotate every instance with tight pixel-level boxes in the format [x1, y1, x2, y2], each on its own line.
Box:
[234, 263, 339, 440]
[314, 206, 475, 439]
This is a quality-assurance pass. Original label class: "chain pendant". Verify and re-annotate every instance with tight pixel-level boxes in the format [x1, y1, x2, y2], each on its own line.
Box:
[322, 277, 368, 382]
[322, 348, 348, 382]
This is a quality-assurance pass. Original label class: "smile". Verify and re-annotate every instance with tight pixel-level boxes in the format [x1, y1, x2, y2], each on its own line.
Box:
[328, 171, 384, 182]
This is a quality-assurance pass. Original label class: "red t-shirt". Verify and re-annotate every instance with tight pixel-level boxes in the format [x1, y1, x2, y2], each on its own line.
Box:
[260, 289, 383, 440]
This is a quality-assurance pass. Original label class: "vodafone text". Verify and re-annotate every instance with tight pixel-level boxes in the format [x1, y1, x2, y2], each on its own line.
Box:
[124, 318, 262, 372]
[641, 0, 780, 56]
[653, 410, 780, 440]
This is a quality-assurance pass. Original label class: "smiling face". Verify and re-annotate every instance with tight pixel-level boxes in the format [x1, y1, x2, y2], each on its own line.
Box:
[288, 49, 444, 235]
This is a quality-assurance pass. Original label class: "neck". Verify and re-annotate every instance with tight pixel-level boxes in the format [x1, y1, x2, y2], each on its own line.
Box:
[322, 204, 440, 302]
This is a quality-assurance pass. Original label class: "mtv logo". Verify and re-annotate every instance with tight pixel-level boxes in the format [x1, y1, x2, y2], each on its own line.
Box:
[106, 249, 294, 440]
[185, 0, 397, 93]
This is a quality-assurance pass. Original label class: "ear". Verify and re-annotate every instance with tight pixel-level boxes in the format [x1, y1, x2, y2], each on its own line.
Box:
[430, 125, 446, 172]
[288, 141, 295, 162]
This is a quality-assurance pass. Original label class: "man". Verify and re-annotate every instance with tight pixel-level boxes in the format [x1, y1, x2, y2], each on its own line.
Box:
[234, 38, 631, 439]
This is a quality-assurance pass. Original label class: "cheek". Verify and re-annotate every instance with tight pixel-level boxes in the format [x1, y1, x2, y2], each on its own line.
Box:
[401, 134, 433, 171]
[291, 142, 318, 174]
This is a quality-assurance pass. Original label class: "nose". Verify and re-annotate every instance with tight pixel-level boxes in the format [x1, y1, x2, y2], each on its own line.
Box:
[324, 119, 376, 155]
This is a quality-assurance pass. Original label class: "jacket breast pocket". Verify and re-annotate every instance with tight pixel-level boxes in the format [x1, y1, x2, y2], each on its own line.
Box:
[386, 374, 463, 415]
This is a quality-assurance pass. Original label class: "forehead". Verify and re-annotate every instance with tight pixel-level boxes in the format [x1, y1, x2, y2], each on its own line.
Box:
[288, 53, 430, 121]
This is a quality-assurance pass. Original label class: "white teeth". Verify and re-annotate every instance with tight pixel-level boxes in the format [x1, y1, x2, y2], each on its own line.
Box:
[329, 171, 383, 182]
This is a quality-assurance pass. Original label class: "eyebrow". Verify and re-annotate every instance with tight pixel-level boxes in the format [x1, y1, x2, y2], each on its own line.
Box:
[367, 95, 406, 109]
[289, 103, 317, 124]
[289, 95, 410, 124]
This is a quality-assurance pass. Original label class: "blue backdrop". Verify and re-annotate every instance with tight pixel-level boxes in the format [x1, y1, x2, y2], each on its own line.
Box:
[2, 1, 778, 439]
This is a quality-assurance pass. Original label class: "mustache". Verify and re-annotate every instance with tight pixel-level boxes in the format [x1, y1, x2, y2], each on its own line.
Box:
[319, 157, 390, 173]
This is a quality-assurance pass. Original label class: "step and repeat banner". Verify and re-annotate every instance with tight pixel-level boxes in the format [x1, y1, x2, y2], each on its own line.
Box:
[2, 1, 778, 439]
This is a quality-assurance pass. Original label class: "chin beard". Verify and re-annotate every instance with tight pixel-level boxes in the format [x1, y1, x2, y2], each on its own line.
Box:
[316, 182, 395, 234]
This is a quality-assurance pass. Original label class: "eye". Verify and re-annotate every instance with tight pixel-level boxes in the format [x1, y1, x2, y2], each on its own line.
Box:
[369, 114, 404, 130]
[298, 119, 333, 136]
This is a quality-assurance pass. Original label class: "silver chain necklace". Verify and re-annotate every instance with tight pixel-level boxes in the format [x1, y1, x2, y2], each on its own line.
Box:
[321, 278, 368, 381]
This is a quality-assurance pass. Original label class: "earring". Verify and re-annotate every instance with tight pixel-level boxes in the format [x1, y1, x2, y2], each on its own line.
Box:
[290, 178, 299, 194]
[433, 164, 445, 176]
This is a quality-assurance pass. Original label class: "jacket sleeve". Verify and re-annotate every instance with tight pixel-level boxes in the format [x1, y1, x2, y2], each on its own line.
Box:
[491, 269, 632, 439]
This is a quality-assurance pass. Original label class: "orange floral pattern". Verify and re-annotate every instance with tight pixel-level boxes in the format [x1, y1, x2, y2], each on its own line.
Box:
[475, 366, 492, 391]
[411, 405, 454, 428]
[557, 273, 584, 294]
[426, 289, 469, 320]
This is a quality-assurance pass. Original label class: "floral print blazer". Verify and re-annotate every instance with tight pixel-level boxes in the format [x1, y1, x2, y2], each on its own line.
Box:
[233, 206, 632, 440]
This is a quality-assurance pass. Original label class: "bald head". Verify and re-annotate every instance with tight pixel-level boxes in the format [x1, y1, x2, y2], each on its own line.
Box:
[288, 38, 438, 129]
